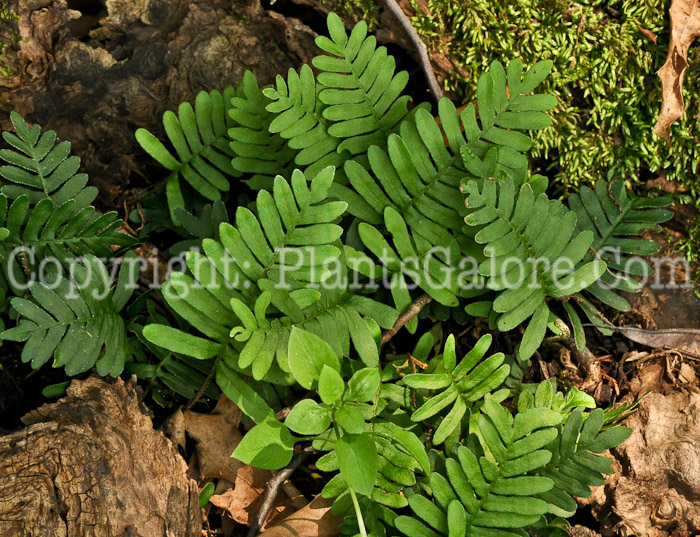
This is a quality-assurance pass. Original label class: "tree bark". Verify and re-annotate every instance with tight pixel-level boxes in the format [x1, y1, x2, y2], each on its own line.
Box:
[0, 377, 201, 537]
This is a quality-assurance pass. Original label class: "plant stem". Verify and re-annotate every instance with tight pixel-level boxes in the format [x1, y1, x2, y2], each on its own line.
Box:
[381, 293, 432, 346]
[246, 445, 316, 537]
[348, 487, 368, 537]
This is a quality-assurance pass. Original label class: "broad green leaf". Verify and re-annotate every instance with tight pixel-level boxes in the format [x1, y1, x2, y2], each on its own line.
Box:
[288, 327, 340, 389]
[285, 399, 331, 435]
[233, 419, 296, 470]
[336, 433, 378, 497]
[319, 364, 345, 404]
[348, 367, 380, 402]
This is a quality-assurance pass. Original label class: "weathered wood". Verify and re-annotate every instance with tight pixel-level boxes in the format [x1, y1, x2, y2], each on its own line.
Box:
[0, 377, 201, 537]
[0, 0, 318, 207]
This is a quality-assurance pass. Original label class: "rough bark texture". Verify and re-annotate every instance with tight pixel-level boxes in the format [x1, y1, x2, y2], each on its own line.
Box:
[0, 0, 318, 207]
[0, 376, 201, 537]
[586, 384, 700, 537]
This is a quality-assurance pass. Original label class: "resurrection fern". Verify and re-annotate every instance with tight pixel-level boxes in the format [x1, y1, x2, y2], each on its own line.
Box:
[0, 194, 136, 296]
[143, 167, 398, 386]
[169, 200, 229, 255]
[563, 178, 673, 344]
[1, 253, 138, 376]
[264, 64, 346, 179]
[229, 71, 297, 190]
[262, 13, 421, 183]
[463, 176, 606, 360]
[396, 397, 562, 537]
[0, 112, 98, 210]
[313, 13, 414, 157]
[136, 87, 239, 223]
[518, 381, 632, 517]
[337, 60, 556, 234]
[0, 14, 656, 537]
[403, 334, 509, 445]
[0, 116, 136, 309]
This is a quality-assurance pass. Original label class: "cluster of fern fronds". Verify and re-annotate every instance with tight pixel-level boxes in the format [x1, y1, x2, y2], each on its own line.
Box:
[0, 12, 672, 537]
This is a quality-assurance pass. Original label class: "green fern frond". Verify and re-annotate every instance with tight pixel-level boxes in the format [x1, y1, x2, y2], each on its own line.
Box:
[561, 178, 673, 346]
[463, 176, 606, 360]
[127, 320, 221, 401]
[1, 252, 139, 376]
[229, 71, 297, 190]
[170, 200, 229, 255]
[403, 334, 509, 445]
[0, 112, 97, 210]
[334, 60, 556, 289]
[314, 12, 415, 157]
[317, 420, 429, 509]
[143, 167, 397, 392]
[517, 382, 631, 517]
[136, 87, 239, 224]
[263, 65, 346, 179]
[0, 193, 137, 294]
[396, 397, 562, 537]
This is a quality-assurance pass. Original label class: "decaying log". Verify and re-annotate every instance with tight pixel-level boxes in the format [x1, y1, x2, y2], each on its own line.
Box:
[586, 386, 700, 537]
[0, 0, 318, 207]
[0, 377, 201, 537]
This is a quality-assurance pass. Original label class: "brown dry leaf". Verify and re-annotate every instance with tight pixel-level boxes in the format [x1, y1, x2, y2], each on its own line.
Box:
[261, 496, 341, 537]
[163, 395, 294, 526]
[654, 0, 700, 142]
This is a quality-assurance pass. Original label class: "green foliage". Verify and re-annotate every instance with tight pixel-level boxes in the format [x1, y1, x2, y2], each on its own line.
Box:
[136, 88, 239, 223]
[397, 397, 563, 537]
[1, 253, 138, 376]
[463, 176, 606, 359]
[404, 334, 509, 444]
[564, 177, 673, 344]
[405, 0, 700, 195]
[0, 114, 136, 313]
[0, 13, 656, 537]
[0, 112, 98, 209]
[229, 71, 297, 190]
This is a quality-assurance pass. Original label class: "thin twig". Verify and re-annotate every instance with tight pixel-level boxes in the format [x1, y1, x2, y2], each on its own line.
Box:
[382, 0, 443, 103]
[381, 293, 432, 346]
[247, 445, 316, 537]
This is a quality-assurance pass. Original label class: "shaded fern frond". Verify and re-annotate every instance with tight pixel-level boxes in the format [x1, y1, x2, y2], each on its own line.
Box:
[396, 397, 562, 537]
[317, 420, 429, 509]
[170, 200, 229, 255]
[0, 112, 97, 211]
[463, 176, 606, 360]
[127, 318, 221, 402]
[403, 334, 509, 445]
[1, 252, 139, 376]
[229, 71, 297, 190]
[0, 194, 137, 294]
[136, 87, 239, 223]
[561, 179, 673, 346]
[517, 382, 632, 517]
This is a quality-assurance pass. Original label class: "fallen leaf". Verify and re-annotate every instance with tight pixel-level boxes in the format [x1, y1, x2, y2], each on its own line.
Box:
[260, 496, 341, 537]
[654, 0, 700, 142]
[613, 326, 700, 358]
[163, 395, 295, 525]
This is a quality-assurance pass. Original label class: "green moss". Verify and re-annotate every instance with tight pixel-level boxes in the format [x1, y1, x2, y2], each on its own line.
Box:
[0, 1, 19, 77]
[407, 0, 700, 195]
[321, 0, 381, 28]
